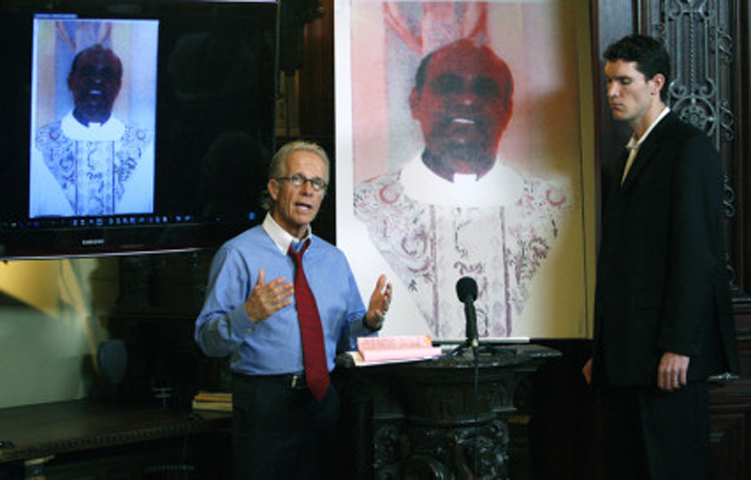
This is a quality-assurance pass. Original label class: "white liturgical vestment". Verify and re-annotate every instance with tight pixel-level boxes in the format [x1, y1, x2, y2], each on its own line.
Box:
[31, 112, 154, 217]
[354, 155, 568, 338]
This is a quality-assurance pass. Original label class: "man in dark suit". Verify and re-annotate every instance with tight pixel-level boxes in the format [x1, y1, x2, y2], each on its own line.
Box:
[582, 34, 739, 480]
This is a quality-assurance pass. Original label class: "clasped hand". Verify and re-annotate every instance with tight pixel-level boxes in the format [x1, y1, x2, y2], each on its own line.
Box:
[581, 352, 690, 393]
[657, 352, 689, 392]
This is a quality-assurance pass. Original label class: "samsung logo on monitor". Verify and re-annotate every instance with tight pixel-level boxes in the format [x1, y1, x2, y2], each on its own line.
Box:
[82, 238, 105, 246]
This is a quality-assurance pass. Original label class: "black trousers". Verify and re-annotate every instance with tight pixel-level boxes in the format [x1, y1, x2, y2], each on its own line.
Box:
[601, 382, 712, 480]
[232, 374, 340, 480]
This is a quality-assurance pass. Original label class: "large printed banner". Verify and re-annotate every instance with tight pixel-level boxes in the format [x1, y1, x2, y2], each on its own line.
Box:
[335, 0, 592, 339]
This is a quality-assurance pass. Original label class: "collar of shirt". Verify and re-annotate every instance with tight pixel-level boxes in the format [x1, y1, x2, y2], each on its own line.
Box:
[261, 212, 312, 254]
[61, 111, 126, 141]
[400, 152, 524, 208]
[626, 106, 671, 153]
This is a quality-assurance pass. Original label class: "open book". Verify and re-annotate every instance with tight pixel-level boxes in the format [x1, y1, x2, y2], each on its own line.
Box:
[350, 335, 443, 366]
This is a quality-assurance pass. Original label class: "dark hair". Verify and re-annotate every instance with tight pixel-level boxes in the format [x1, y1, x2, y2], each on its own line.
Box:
[414, 50, 435, 93]
[69, 44, 123, 81]
[604, 34, 671, 102]
[414, 40, 513, 99]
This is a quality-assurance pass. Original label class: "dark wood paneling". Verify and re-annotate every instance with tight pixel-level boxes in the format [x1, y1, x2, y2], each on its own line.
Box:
[739, 0, 751, 296]
[292, 0, 337, 243]
[526, 340, 599, 480]
[709, 412, 746, 480]
[299, 0, 334, 140]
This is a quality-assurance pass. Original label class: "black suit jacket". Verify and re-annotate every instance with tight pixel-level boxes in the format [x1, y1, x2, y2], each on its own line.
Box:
[592, 111, 739, 387]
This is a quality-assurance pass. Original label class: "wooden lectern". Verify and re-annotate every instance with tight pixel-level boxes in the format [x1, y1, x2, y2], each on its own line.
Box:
[334, 343, 560, 480]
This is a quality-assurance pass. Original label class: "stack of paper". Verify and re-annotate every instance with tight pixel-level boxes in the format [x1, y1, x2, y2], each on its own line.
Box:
[353, 335, 443, 366]
[191, 391, 232, 412]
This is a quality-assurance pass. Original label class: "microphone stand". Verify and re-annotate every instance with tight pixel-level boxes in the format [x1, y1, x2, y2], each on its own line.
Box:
[450, 298, 479, 357]
[458, 296, 480, 477]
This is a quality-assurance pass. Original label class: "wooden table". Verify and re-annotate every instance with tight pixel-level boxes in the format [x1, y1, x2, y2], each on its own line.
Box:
[0, 399, 231, 479]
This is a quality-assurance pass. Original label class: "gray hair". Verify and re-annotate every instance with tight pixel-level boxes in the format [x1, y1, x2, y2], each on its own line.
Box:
[261, 141, 331, 211]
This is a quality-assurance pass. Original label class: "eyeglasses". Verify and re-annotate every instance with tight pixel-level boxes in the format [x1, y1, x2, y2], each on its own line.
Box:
[276, 173, 328, 192]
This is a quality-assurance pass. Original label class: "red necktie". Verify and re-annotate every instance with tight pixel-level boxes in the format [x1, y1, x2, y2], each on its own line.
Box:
[288, 241, 330, 401]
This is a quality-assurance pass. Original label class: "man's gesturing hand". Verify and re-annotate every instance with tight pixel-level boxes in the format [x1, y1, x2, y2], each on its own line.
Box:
[365, 274, 392, 331]
[244, 269, 294, 323]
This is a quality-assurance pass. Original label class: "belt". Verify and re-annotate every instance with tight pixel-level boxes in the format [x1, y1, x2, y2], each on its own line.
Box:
[278, 373, 307, 389]
[236, 372, 308, 390]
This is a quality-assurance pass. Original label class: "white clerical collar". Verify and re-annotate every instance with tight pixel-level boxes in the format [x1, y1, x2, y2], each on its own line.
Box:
[61, 111, 125, 142]
[400, 153, 524, 208]
[627, 106, 671, 151]
[262, 213, 312, 254]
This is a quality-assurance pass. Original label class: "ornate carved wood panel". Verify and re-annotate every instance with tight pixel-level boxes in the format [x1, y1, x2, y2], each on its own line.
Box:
[643, 0, 744, 298]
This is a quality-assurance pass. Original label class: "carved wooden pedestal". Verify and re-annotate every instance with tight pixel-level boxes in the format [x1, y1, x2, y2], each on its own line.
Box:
[335, 344, 560, 480]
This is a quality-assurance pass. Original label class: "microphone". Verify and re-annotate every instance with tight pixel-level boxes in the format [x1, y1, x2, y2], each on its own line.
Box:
[456, 277, 479, 349]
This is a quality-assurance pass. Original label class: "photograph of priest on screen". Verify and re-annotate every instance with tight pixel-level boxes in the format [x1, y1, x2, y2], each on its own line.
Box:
[347, 1, 586, 340]
[30, 19, 157, 218]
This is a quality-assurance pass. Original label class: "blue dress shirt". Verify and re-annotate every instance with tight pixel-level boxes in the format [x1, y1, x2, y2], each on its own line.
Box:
[195, 214, 372, 376]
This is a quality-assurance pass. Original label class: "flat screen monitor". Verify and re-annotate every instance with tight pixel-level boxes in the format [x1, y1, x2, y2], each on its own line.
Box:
[0, 0, 278, 259]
